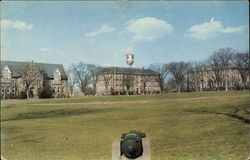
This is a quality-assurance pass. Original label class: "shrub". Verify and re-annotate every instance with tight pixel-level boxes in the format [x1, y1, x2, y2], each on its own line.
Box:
[38, 87, 54, 98]
[17, 91, 27, 99]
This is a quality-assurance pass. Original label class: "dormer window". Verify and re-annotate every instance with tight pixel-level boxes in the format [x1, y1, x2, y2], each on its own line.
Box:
[53, 68, 61, 84]
[1, 65, 12, 83]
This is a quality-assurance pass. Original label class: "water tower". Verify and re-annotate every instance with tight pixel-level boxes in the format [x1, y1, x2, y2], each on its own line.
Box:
[126, 52, 134, 67]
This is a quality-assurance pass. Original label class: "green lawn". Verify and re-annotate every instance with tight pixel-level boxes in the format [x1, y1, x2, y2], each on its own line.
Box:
[1, 91, 249, 160]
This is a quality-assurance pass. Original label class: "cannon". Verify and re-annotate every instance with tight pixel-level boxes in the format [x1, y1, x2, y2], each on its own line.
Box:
[120, 130, 145, 159]
[112, 130, 151, 160]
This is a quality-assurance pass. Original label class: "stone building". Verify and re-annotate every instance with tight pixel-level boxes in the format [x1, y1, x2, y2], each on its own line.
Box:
[187, 66, 249, 92]
[1, 60, 68, 99]
[96, 67, 161, 95]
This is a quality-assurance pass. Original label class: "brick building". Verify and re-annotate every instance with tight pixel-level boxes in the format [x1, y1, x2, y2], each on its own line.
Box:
[187, 65, 249, 91]
[96, 67, 161, 95]
[1, 60, 68, 99]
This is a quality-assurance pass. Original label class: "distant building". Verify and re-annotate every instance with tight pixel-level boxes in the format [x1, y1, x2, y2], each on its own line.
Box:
[187, 65, 249, 91]
[96, 67, 161, 95]
[1, 60, 68, 99]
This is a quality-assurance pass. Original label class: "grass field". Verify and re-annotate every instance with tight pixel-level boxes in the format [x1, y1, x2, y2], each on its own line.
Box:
[1, 91, 249, 160]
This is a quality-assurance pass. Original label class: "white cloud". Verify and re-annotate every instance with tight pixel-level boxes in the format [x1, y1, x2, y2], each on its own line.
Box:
[85, 24, 115, 37]
[1, 19, 33, 30]
[185, 21, 246, 40]
[123, 19, 134, 26]
[223, 26, 246, 33]
[40, 48, 49, 52]
[125, 17, 173, 42]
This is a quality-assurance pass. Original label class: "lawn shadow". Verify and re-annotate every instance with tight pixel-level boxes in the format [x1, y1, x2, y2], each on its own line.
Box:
[1, 108, 115, 122]
[184, 107, 250, 124]
[226, 111, 250, 124]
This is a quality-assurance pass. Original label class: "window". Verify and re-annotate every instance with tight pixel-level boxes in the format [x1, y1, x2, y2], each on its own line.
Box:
[1, 66, 11, 83]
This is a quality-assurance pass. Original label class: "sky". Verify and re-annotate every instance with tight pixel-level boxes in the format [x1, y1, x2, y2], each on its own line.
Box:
[1, 1, 249, 70]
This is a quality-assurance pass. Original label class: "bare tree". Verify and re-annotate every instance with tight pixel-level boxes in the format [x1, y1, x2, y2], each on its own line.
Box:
[103, 74, 112, 95]
[10, 78, 19, 98]
[149, 63, 169, 92]
[141, 75, 151, 94]
[207, 74, 216, 91]
[232, 51, 249, 90]
[208, 56, 223, 91]
[188, 62, 205, 92]
[219, 48, 233, 91]
[71, 62, 91, 95]
[167, 62, 190, 93]
[17, 62, 41, 99]
[123, 74, 134, 95]
[87, 64, 101, 94]
[12, 79, 18, 98]
[209, 48, 233, 91]
[67, 69, 77, 97]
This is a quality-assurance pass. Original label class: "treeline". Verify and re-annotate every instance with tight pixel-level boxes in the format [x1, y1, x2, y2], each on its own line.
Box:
[148, 48, 249, 93]
[68, 48, 249, 95]
[67, 62, 101, 96]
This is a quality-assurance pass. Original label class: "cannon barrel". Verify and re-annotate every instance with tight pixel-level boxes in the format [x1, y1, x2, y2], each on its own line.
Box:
[120, 130, 145, 159]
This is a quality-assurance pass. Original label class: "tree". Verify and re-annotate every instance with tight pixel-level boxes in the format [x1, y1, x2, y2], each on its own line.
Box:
[188, 62, 205, 92]
[209, 48, 233, 91]
[103, 74, 112, 95]
[167, 62, 190, 93]
[141, 75, 151, 94]
[67, 69, 78, 97]
[218, 48, 233, 91]
[87, 64, 101, 94]
[17, 61, 41, 99]
[123, 74, 134, 95]
[208, 55, 223, 91]
[149, 64, 169, 92]
[12, 78, 19, 99]
[71, 62, 91, 95]
[206, 71, 217, 91]
[232, 51, 249, 90]
[38, 86, 54, 98]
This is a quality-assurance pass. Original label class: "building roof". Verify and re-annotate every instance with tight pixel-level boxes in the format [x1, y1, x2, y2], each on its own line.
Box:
[98, 67, 160, 76]
[1, 60, 68, 79]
